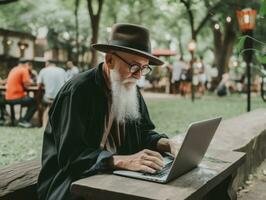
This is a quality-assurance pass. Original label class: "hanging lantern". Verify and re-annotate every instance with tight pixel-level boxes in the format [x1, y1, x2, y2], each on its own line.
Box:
[236, 8, 257, 32]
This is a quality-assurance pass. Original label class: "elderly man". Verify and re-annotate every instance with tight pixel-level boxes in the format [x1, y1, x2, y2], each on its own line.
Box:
[37, 23, 177, 200]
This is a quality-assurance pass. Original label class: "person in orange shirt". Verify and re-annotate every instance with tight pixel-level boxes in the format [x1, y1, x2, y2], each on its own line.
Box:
[5, 58, 37, 128]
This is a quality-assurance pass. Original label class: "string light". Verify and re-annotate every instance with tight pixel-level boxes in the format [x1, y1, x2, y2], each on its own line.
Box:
[214, 23, 220, 30]
[6, 40, 12, 46]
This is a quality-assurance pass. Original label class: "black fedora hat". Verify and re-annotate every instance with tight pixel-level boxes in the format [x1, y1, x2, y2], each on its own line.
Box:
[92, 23, 164, 66]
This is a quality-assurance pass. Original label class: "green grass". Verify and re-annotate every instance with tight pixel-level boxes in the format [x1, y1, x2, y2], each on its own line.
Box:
[0, 93, 265, 166]
[148, 93, 265, 137]
[0, 127, 43, 166]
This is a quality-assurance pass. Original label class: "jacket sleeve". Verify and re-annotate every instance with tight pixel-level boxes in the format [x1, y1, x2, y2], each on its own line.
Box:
[49, 87, 113, 179]
[137, 90, 168, 151]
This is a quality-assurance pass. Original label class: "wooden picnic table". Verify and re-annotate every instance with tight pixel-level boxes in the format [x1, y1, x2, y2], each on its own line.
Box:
[0, 84, 44, 126]
[71, 149, 245, 200]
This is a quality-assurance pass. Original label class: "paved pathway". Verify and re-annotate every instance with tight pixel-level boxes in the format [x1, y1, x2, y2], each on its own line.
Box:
[238, 160, 266, 200]
[239, 180, 266, 200]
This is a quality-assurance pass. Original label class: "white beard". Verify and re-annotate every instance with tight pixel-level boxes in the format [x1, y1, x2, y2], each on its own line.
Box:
[110, 68, 140, 123]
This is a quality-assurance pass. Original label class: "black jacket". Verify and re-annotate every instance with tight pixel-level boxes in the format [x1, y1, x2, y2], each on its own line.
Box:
[37, 63, 167, 200]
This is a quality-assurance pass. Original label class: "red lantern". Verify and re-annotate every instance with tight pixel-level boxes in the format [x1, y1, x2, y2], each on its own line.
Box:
[236, 9, 257, 32]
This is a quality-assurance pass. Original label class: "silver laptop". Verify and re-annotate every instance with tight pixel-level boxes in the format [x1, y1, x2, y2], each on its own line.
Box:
[113, 117, 222, 183]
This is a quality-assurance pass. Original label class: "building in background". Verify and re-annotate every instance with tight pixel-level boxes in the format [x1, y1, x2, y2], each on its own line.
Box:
[0, 28, 36, 77]
[0, 28, 92, 78]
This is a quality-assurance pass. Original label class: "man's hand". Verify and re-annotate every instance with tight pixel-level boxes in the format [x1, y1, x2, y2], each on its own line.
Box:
[111, 149, 164, 173]
[156, 138, 179, 157]
[168, 138, 179, 157]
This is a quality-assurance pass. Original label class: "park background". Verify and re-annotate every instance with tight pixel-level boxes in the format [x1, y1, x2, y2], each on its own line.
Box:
[0, 1, 266, 198]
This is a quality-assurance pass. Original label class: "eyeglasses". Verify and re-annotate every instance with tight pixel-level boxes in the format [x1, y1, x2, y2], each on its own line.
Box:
[112, 52, 152, 76]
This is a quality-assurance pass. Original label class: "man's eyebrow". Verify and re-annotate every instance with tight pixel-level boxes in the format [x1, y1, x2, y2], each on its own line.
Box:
[130, 60, 142, 65]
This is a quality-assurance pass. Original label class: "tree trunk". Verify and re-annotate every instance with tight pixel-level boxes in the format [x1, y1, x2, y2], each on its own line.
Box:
[180, 0, 222, 42]
[177, 35, 184, 58]
[213, 20, 237, 82]
[75, 0, 80, 66]
[90, 22, 99, 67]
[87, 0, 104, 68]
[2, 35, 9, 57]
[212, 21, 222, 78]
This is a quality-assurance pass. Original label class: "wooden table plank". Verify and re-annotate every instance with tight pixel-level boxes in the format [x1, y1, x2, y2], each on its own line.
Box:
[71, 149, 245, 200]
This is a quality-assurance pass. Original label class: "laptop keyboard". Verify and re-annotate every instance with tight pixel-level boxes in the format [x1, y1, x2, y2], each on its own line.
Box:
[143, 162, 173, 178]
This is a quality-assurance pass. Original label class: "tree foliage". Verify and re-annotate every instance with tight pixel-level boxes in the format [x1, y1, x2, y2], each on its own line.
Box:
[0, 0, 264, 68]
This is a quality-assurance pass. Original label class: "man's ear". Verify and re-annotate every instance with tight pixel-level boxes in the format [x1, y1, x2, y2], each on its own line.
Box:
[105, 53, 114, 69]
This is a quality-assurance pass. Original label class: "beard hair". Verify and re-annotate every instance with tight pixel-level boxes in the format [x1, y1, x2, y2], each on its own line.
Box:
[110, 68, 140, 123]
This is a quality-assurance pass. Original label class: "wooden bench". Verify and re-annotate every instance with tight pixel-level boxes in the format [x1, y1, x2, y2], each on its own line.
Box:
[0, 160, 40, 200]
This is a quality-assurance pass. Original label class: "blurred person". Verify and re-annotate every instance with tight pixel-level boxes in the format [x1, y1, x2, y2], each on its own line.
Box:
[208, 65, 219, 91]
[66, 61, 79, 80]
[37, 23, 178, 200]
[253, 75, 261, 93]
[37, 61, 67, 127]
[204, 63, 213, 90]
[171, 55, 187, 94]
[180, 60, 193, 97]
[162, 63, 172, 94]
[197, 56, 206, 96]
[216, 73, 230, 96]
[148, 65, 161, 89]
[5, 58, 37, 128]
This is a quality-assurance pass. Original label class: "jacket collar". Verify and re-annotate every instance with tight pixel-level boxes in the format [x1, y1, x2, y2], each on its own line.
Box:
[95, 62, 104, 87]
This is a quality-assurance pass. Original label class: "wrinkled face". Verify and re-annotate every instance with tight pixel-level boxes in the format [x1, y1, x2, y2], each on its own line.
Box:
[106, 51, 149, 88]
[104, 51, 148, 122]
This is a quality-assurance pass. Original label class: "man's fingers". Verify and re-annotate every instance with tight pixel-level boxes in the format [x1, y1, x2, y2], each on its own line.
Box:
[143, 155, 164, 167]
[144, 149, 164, 160]
[140, 165, 156, 173]
[141, 160, 163, 171]
[140, 154, 164, 168]
[142, 150, 164, 167]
